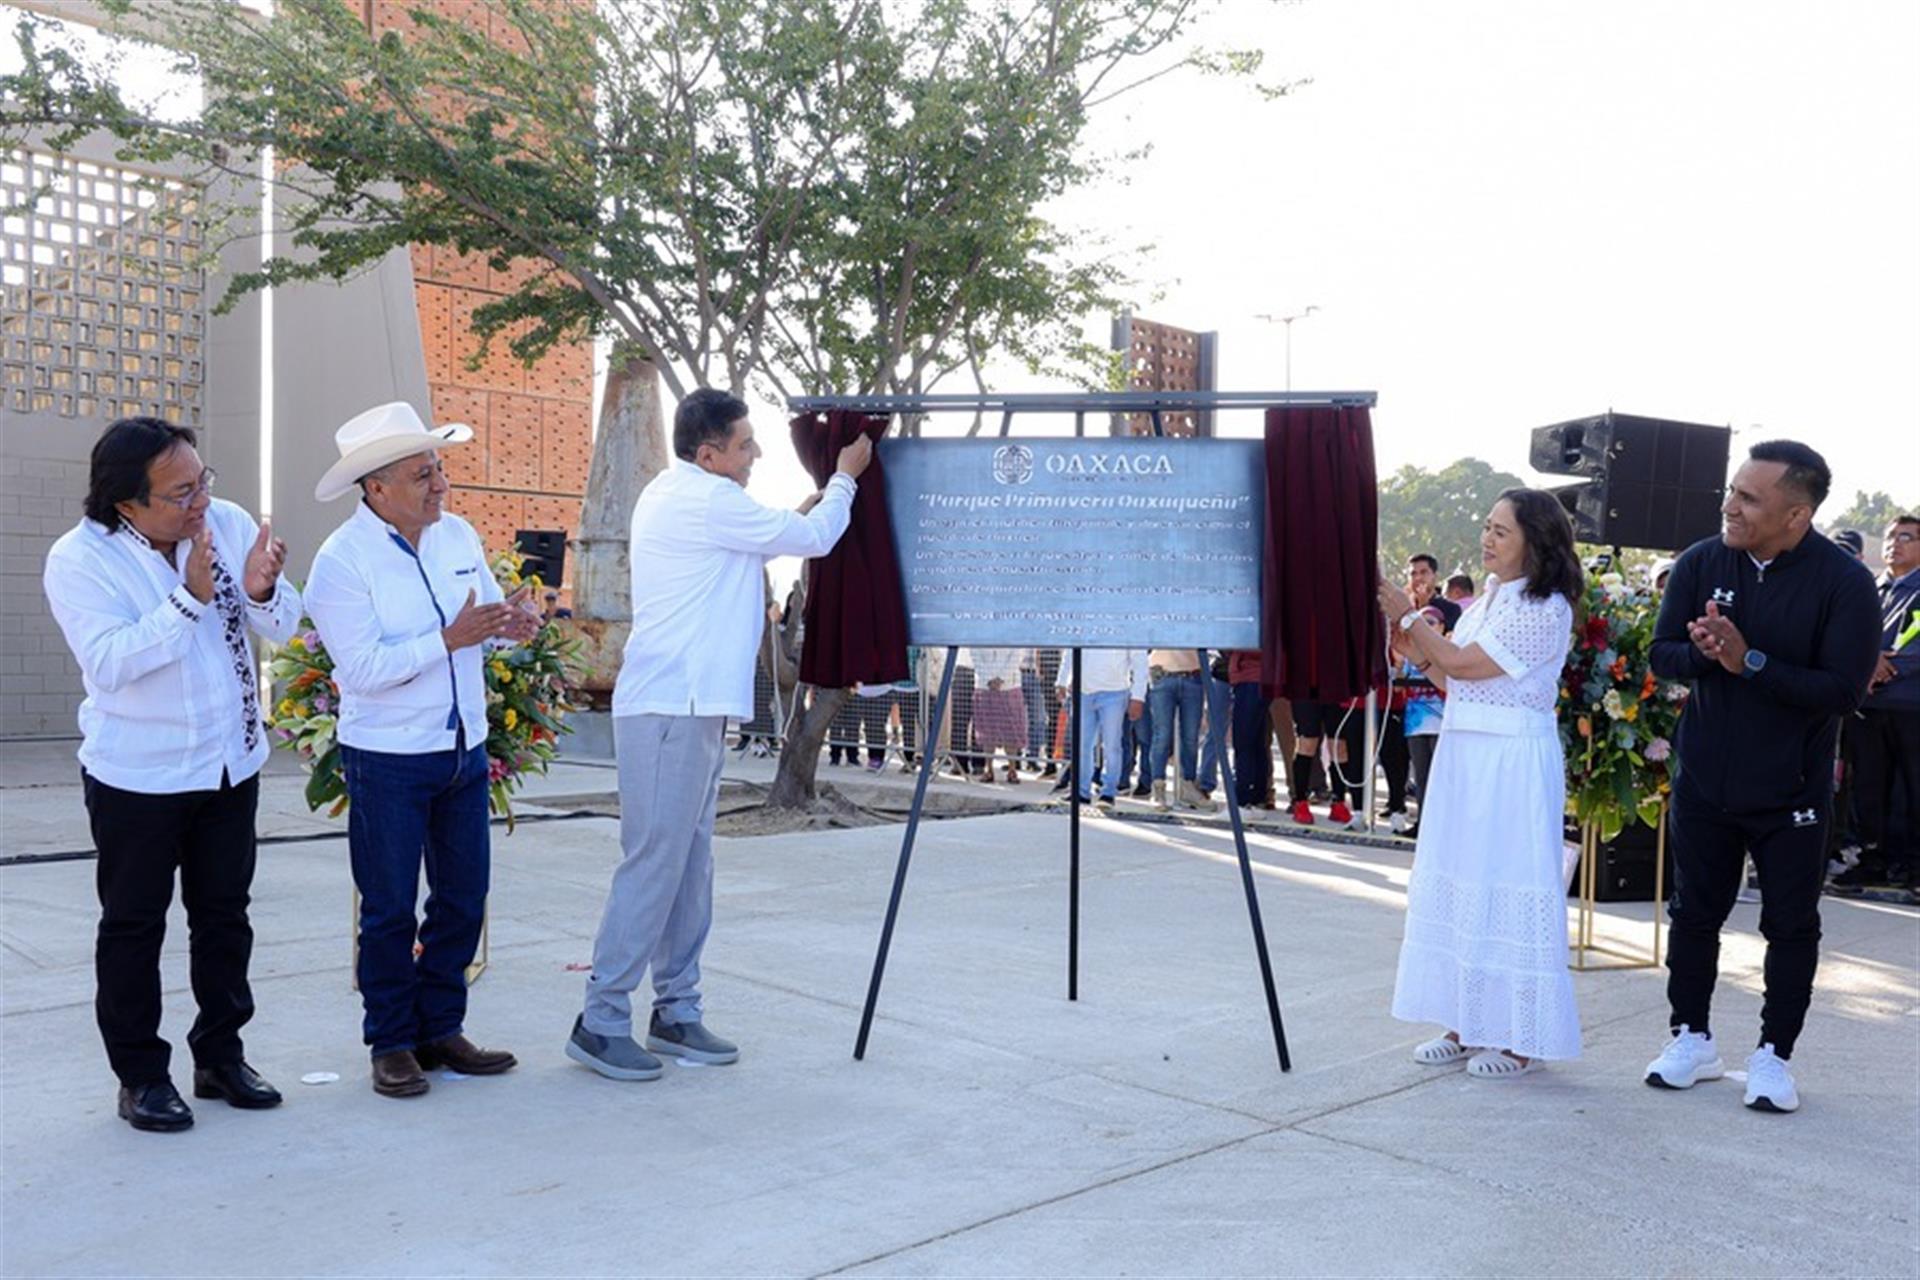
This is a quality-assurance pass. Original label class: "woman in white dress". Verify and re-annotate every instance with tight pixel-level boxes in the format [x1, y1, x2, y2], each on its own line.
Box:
[1376, 489, 1584, 1079]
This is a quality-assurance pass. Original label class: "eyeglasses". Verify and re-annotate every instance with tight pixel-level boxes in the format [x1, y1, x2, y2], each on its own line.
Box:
[152, 467, 216, 510]
[1888, 531, 1917, 545]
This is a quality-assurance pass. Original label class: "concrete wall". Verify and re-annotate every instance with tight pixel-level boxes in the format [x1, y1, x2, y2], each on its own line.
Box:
[267, 247, 433, 581]
[0, 132, 262, 738]
[0, 415, 89, 735]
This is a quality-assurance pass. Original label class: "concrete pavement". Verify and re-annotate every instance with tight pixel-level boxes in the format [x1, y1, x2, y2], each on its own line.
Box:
[2, 741, 1916, 1276]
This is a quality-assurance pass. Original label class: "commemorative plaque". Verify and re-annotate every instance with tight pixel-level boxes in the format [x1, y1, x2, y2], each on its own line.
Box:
[880, 438, 1264, 649]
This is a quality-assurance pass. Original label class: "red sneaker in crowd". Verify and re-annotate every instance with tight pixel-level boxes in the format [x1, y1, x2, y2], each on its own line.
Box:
[1328, 801, 1354, 826]
[1290, 800, 1315, 825]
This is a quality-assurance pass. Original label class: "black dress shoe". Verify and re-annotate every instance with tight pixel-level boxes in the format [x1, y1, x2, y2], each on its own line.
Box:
[192, 1061, 283, 1109]
[118, 1080, 193, 1132]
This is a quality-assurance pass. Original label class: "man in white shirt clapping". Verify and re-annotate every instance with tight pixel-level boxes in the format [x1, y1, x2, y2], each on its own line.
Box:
[45, 417, 301, 1132]
[304, 403, 538, 1100]
[567, 389, 870, 1081]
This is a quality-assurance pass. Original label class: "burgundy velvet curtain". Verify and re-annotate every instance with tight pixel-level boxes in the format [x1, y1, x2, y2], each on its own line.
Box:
[1260, 405, 1386, 702]
[788, 409, 910, 688]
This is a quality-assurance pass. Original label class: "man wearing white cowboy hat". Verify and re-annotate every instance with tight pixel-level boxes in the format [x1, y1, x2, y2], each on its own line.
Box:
[304, 401, 539, 1099]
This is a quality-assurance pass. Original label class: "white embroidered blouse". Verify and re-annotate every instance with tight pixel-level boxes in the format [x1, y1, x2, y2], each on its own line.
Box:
[1442, 574, 1574, 732]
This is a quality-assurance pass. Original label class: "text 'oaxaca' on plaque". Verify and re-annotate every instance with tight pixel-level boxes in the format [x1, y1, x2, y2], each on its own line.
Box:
[881, 438, 1265, 649]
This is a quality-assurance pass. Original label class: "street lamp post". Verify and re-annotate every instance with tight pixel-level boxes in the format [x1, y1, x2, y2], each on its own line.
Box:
[1256, 305, 1320, 392]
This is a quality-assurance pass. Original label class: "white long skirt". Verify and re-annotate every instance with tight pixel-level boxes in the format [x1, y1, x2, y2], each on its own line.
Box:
[1391, 725, 1582, 1060]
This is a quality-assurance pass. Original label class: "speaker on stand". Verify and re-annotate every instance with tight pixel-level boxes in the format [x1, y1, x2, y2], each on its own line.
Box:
[1529, 411, 1732, 551]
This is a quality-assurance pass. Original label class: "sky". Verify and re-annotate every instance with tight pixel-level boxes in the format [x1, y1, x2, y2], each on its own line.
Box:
[738, 0, 1920, 586]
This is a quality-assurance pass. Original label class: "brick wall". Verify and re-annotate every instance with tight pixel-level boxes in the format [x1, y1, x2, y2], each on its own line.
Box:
[0, 441, 88, 735]
[371, 0, 595, 595]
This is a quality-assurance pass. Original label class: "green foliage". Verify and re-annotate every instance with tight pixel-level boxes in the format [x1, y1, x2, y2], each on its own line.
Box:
[1826, 490, 1918, 543]
[2, 0, 1280, 401]
[1375, 458, 1525, 586]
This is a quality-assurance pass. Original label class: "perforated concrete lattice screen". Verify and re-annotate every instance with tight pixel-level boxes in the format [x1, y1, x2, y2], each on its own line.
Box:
[1, 150, 206, 424]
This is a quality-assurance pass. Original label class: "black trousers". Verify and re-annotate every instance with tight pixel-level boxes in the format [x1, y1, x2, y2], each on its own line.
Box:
[83, 770, 260, 1086]
[1853, 708, 1920, 879]
[1666, 784, 1827, 1058]
[1227, 682, 1271, 806]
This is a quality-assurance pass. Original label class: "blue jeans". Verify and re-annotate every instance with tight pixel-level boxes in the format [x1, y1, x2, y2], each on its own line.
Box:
[1025, 678, 1050, 763]
[342, 740, 491, 1057]
[1198, 671, 1233, 793]
[1074, 690, 1131, 801]
[1118, 699, 1154, 791]
[1149, 670, 1204, 785]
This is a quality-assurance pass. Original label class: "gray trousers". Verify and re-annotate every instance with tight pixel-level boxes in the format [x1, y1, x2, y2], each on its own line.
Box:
[582, 714, 727, 1036]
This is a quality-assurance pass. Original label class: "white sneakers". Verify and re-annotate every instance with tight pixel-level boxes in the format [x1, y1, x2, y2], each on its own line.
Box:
[1743, 1044, 1800, 1113]
[1644, 1026, 1726, 1089]
[1644, 1027, 1800, 1113]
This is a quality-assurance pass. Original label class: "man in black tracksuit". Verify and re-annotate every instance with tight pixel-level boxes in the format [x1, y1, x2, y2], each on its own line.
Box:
[1644, 441, 1880, 1113]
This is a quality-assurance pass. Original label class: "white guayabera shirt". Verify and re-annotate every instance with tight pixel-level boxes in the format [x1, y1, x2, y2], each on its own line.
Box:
[614, 460, 857, 720]
[44, 498, 303, 793]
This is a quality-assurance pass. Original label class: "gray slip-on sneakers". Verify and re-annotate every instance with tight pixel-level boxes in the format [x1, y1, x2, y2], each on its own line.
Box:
[645, 1015, 739, 1066]
[565, 1015, 663, 1081]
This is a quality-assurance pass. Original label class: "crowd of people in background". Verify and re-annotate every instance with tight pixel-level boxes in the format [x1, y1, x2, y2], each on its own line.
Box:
[740, 515, 1916, 897]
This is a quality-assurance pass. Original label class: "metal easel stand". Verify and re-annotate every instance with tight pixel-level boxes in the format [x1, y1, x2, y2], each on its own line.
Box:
[851, 646, 1292, 1071]
[1569, 805, 1667, 972]
[349, 887, 491, 990]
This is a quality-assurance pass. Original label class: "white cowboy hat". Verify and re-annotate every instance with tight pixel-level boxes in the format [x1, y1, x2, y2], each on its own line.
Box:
[314, 401, 473, 502]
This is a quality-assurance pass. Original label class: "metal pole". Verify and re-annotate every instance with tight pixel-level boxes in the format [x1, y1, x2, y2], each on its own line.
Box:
[1069, 648, 1082, 1001]
[1197, 648, 1292, 1071]
[854, 646, 960, 1060]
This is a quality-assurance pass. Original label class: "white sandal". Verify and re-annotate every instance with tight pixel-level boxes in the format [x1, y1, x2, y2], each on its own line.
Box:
[1467, 1049, 1541, 1080]
[1412, 1036, 1469, 1065]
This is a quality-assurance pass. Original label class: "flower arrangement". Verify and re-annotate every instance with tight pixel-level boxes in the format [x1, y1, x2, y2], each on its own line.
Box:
[1558, 572, 1689, 841]
[266, 551, 581, 828]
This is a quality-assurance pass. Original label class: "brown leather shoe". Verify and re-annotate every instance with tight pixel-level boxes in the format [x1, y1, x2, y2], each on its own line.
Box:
[415, 1033, 517, 1075]
[371, 1050, 430, 1098]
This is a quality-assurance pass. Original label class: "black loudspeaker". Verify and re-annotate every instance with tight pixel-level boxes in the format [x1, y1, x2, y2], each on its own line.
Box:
[1529, 411, 1731, 551]
[513, 529, 566, 588]
[1566, 817, 1673, 903]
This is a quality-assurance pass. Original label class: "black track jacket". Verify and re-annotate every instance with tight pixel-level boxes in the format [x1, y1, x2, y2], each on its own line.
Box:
[1650, 531, 1881, 814]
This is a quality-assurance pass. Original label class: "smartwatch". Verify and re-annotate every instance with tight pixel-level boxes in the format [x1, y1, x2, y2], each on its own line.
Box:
[1742, 648, 1768, 678]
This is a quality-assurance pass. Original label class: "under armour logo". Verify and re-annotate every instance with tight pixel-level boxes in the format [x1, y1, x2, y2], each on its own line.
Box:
[1710, 588, 1736, 606]
[1792, 809, 1818, 827]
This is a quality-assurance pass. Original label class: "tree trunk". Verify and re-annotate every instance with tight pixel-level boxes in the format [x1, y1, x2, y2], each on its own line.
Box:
[563, 345, 670, 700]
[573, 344, 669, 622]
[765, 684, 848, 810]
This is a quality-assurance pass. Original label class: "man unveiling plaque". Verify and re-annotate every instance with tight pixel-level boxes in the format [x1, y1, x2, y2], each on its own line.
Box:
[881, 438, 1264, 649]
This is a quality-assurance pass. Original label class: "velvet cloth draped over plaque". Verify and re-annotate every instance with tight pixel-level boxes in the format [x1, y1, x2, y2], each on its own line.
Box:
[1261, 405, 1386, 702]
[789, 410, 910, 688]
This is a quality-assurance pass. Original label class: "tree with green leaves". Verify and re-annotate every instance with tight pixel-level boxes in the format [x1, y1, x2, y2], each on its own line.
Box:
[1826, 490, 1918, 544]
[3, 0, 1289, 810]
[1375, 458, 1527, 589]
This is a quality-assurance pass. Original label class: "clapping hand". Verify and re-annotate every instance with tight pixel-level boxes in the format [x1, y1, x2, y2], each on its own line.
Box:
[243, 518, 287, 603]
[443, 589, 532, 652]
[497, 584, 542, 645]
[184, 529, 216, 605]
[1689, 601, 1750, 674]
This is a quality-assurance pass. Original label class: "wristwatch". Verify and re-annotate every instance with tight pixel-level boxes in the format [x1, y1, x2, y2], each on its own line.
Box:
[1399, 611, 1420, 632]
[1742, 648, 1768, 678]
